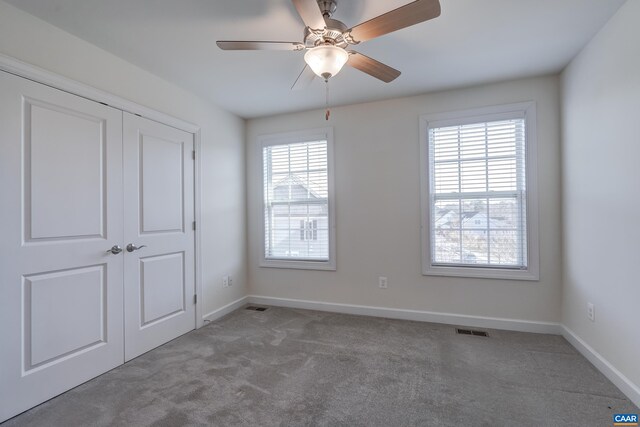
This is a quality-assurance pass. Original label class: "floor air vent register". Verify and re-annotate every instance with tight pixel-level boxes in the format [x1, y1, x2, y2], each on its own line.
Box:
[245, 306, 268, 312]
[456, 328, 489, 337]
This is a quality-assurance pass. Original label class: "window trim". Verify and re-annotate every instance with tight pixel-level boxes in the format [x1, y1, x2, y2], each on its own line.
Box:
[259, 127, 336, 271]
[419, 102, 539, 281]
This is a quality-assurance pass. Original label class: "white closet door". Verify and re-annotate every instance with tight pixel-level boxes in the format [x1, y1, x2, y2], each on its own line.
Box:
[0, 71, 124, 422]
[123, 113, 196, 361]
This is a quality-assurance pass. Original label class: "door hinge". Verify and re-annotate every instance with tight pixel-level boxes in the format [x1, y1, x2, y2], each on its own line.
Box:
[192, 150, 196, 160]
[192, 221, 196, 231]
[193, 294, 197, 304]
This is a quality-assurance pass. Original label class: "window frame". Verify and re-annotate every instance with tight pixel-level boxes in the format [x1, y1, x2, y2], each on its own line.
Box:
[259, 127, 336, 271]
[419, 102, 539, 281]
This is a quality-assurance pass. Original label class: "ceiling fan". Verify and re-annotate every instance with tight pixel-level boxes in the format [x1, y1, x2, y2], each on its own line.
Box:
[217, 0, 441, 89]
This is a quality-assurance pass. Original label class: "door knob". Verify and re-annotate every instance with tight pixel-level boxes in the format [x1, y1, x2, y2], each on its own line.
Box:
[106, 245, 123, 255]
[126, 243, 147, 252]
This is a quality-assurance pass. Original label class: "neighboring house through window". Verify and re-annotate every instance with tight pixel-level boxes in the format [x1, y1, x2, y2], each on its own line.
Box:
[420, 102, 539, 280]
[260, 128, 335, 270]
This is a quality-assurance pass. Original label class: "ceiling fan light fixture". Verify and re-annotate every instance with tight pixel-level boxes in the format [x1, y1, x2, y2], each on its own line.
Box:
[304, 45, 349, 81]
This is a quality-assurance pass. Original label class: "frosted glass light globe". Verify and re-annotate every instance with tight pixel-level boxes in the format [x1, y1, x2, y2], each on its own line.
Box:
[304, 45, 349, 80]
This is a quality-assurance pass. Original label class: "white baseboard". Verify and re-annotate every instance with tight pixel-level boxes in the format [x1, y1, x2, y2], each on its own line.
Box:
[247, 295, 561, 335]
[561, 325, 640, 408]
[201, 296, 249, 324]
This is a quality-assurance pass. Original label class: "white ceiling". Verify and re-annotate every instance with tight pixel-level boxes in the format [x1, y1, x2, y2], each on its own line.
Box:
[6, 0, 625, 118]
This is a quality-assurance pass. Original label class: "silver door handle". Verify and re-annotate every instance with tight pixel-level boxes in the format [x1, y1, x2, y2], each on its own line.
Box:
[126, 243, 147, 252]
[107, 245, 123, 255]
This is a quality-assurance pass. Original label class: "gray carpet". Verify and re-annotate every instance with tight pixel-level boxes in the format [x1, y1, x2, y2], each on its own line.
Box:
[3, 306, 637, 426]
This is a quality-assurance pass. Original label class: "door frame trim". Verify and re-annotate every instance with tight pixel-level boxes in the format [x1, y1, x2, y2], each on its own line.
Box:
[0, 53, 205, 329]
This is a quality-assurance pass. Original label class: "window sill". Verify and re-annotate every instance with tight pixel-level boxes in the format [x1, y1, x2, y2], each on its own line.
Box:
[422, 265, 539, 281]
[260, 258, 336, 271]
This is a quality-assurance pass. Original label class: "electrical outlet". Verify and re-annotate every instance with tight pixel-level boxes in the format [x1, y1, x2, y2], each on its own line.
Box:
[228, 276, 233, 287]
[378, 276, 388, 289]
[222, 275, 229, 288]
[587, 302, 595, 322]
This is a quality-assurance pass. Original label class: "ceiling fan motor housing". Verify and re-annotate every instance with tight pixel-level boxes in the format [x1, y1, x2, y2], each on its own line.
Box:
[304, 17, 348, 48]
[302, 0, 349, 48]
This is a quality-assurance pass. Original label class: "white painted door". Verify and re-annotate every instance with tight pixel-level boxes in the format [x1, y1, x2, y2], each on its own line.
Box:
[0, 71, 124, 421]
[122, 113, 196, 361]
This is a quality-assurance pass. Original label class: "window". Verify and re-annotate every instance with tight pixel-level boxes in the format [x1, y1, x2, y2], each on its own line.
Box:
[260, 128, 335, 270]
[420, 103, 539, 280]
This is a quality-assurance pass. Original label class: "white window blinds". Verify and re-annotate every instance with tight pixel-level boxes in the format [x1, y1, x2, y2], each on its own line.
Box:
[428, 118, 528, 269]
[263, 139, 329, 261]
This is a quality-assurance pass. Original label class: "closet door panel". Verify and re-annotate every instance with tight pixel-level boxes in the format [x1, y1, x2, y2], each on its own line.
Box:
[123, 113, 195, 361]
[0, 71, 124, 423]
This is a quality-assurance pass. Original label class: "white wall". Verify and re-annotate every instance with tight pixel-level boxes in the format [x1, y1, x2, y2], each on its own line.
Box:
[561, 0, 640, 395]
[247, 75, 562, 324]
[0, 1, 247, 320]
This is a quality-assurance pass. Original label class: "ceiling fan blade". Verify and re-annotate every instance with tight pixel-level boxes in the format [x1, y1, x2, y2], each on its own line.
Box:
[291, 0, 326, 30]
[216, 41, 305, 51]
[347, 51, 401, 83]
[345, 0, 441, 44]
[291, 65, 316, 90]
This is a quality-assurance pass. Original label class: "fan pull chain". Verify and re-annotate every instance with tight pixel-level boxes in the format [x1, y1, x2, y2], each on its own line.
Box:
[325, 79, 330, 121]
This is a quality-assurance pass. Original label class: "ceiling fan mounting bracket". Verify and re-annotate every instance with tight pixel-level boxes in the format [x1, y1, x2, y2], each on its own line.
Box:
[317, 0, 338, 18]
